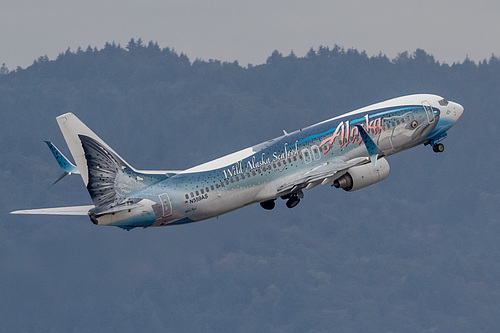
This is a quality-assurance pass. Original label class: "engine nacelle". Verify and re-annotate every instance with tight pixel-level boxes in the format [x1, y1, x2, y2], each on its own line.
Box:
[333, 158, 390, 191]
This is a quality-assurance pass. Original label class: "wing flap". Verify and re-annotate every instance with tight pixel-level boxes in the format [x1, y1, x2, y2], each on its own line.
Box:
[10, 205, 94, 215]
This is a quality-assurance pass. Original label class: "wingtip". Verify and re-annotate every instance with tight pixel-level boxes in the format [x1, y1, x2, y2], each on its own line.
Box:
[355, 124, 383, 164]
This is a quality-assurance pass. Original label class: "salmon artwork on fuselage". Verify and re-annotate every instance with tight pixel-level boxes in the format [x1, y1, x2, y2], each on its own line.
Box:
[11, 94, 463, 230]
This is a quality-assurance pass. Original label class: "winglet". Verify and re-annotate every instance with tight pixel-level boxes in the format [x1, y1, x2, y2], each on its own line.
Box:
[355, 125, 382, 168]
[45, 141, 80, 184]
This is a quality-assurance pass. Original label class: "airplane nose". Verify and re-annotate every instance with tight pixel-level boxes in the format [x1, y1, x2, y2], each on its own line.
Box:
[429, 99, 463, 138]
[449, 101, 464, 121]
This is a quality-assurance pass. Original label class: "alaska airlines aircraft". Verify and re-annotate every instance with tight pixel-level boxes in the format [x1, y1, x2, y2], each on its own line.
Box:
[11, 94, 463, 230]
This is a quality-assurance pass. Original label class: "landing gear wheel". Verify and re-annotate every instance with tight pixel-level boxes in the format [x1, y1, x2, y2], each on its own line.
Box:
[433, 143, 444, 153]
[286, 196, 300, 208]
[260, 200, 276, 210]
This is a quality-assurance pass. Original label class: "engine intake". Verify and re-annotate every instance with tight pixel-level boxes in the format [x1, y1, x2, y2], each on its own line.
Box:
[333, 158, 390, 191]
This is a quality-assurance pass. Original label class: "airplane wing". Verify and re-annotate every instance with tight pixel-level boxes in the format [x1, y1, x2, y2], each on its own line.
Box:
[10, 205, 94, 215]
[45, 141, 81, 184]
[277, 156, 368, 194]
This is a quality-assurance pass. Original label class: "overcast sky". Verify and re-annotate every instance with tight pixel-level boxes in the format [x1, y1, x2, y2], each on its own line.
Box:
[2, 0, 499, 69]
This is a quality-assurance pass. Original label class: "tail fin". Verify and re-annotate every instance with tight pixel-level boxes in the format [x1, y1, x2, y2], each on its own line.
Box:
[56, 113, 166, 207]
[56, 113, 134, 186]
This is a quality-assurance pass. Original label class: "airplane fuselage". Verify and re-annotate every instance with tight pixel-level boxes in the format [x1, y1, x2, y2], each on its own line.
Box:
[88, 94, 463, 229]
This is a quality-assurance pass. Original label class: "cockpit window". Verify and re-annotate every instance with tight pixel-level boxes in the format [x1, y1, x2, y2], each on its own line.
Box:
[438, 98, 449, 106]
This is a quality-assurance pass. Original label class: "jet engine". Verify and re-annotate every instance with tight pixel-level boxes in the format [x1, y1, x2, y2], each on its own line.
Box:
[333, 158, 390, 191]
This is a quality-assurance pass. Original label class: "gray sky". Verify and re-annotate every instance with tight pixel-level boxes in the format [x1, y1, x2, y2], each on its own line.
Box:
[2, 0, 499, 69]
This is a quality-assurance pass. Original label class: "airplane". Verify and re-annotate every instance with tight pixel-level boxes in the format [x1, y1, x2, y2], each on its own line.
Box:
[11, 94, 463, 230]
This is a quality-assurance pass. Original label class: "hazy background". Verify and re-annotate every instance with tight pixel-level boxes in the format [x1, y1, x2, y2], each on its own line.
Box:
[2, 1, 500, 332]
[2, 0, 500, 69]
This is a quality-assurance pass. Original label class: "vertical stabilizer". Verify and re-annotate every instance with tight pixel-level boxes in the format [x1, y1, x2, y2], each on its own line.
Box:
[56, 113, 134, 186]
[56, 113, 166, 208]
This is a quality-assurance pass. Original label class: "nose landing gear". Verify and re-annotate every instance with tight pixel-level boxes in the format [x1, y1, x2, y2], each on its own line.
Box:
[425, 134, 447, 153]
[432, 143, 444, 153]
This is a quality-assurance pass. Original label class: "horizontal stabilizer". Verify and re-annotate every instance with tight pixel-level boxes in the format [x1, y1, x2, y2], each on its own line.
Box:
[10, 205, 94, 216]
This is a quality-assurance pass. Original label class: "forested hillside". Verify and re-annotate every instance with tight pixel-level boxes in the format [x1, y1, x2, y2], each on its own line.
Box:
[1, 39, 500, 332]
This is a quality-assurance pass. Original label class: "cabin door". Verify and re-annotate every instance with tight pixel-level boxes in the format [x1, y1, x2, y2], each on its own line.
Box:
[158, 193, 173, 217]
[422, 101, 435, 124]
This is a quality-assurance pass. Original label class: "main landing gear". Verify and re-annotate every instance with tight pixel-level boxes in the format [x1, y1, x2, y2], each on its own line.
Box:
[259, 190, 304, 210]
[260, 199, 276, 210]
[285, 194, 300, 208]
[282, 190, 303, 208]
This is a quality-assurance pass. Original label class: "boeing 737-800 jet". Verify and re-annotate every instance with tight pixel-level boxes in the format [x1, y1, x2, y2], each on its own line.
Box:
[11, 94, 463, 230]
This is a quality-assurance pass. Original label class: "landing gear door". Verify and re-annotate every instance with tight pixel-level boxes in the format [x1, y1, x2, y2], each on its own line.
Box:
[422, 100, 435, 124]
[158, 193, 173, 217]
